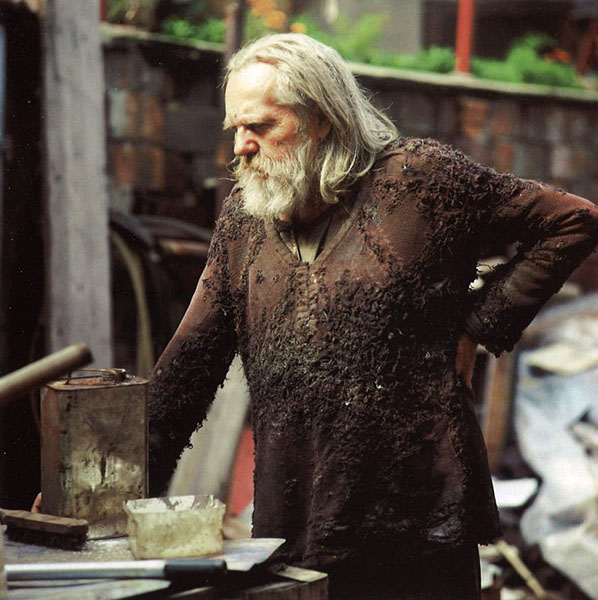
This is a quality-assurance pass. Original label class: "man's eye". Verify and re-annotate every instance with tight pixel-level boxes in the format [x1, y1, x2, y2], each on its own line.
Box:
[248, 123, 271, 134]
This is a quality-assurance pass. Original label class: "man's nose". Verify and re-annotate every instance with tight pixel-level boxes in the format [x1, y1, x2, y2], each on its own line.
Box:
[234, 128, 258, 156]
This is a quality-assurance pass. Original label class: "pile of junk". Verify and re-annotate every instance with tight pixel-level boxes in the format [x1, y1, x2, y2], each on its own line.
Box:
[477, 283, 598, 600]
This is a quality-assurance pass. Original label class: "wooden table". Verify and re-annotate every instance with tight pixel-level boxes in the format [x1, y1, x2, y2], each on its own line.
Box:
[3, 535, 328, 599]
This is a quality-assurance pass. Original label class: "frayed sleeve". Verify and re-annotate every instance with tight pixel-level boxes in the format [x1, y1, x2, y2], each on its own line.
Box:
[465, 183, 598, 355]
[147, 200, 238, 496]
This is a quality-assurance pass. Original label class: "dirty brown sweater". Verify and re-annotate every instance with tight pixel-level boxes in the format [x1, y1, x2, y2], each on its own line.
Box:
[148, 138, 598, 571]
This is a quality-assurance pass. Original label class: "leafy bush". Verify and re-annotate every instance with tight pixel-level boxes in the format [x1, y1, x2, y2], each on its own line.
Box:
[369, 46, 455, 73]
[162, 17, 226, 43]
[159, 13, 583, 90]
[408, 46, 455, 73]
[332, 13, 387, 63]
[288, 14, 384, 63]
[472, 33, 581, 88]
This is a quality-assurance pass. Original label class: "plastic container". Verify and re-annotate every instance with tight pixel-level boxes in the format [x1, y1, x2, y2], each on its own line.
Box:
[124, 495, 226, 559]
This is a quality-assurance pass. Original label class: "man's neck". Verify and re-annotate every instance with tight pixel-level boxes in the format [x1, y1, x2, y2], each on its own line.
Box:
[280, 198, 330, 227]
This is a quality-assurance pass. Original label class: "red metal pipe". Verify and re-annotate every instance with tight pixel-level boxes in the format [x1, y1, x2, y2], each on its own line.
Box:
[455, 0, 476, 74]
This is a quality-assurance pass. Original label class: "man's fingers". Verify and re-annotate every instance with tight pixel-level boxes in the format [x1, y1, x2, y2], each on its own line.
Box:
[31, 492, 42, 513]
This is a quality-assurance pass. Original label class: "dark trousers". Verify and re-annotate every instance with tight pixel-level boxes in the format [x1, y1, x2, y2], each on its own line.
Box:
[327, 544, 481, 600]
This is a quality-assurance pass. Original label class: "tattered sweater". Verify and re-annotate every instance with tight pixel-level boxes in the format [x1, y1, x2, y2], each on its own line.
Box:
[148, 138, 598, 571]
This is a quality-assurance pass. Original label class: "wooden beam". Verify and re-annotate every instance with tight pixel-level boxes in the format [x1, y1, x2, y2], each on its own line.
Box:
[482, 351, 517, 473]
[42, 1, 113, 366]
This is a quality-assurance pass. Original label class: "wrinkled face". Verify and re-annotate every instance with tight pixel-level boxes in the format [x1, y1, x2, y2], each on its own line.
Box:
[224, 62, 331, 220]
[224, 62, 306, 161]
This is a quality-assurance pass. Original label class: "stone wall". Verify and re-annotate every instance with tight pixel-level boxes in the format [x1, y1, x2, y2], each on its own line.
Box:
[102, 25, 598, 230]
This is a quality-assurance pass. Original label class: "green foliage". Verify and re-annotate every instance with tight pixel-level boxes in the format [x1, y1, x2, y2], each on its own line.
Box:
[289, 13, 385, 63]
[469, 58, 517, 83]
[158, 12, 583, 90]
[162, 17, 226, 43]
[413, 46, 455, 73]
[472, 33, 581, 88]
[333, 13, 386, 63]
[369, 46, 455, 73]
[281, 14, 455, 73]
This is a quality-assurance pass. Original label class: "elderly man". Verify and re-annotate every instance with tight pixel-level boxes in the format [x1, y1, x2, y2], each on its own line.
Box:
[148, 34, 598, 598]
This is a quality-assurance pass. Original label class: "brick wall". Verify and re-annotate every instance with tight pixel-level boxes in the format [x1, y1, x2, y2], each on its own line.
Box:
[356, 65, 598, 204]
[102, 26, 598, 229]
[103, 26, 225, 226]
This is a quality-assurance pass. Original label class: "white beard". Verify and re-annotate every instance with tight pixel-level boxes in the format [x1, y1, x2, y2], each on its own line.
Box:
[232, 140, 319, 220]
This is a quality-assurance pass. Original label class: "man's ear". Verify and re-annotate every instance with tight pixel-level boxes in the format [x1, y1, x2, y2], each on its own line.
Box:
[316, 117, 331, 140]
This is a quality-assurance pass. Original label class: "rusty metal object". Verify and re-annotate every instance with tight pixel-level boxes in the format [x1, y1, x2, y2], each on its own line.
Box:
[0, 343, 92, 405]
[41, 369, 148, 539]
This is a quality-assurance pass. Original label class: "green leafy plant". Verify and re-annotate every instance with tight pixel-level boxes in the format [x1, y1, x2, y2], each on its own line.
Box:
[157, 11, 583, 90]
[472, 33, 581, 88]
[369, 46, 455, 73]
[286, 14, 383, 63]
[332, 13, 386, 63]
[162, 16, 226, 43]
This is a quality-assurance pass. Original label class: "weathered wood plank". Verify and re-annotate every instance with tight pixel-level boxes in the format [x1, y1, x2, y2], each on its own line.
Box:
[481, 351, 517, 473]
[42, 1, 112, 366]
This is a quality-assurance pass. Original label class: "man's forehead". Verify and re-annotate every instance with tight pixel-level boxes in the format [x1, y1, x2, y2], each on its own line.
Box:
[223, 103, 276, 128]
[224, 82, 293, 129]
[226, 63, 277, 97]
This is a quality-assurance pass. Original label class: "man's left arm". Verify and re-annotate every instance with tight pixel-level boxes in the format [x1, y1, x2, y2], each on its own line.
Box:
[465, 184, 598, 356]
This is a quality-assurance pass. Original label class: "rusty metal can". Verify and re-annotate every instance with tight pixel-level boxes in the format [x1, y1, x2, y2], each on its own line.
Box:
[41, 369, 147, 539]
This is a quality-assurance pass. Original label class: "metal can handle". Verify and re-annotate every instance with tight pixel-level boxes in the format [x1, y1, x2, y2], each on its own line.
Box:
[64, 368, 128, 385]
[100, 368, 127, 383]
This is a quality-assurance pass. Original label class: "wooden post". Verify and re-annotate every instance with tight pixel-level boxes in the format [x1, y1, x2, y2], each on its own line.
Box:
[482, 351, 517, 473]
[41, 1, 113, 366]
[455, 0, 476, 74]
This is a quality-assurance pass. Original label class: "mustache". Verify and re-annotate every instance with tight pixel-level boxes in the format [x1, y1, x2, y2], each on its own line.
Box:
[229, 141, 322, 181]
[229, 154, 277, 178]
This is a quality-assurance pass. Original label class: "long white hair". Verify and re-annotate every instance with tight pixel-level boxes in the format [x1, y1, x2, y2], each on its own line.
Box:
[225, 33, 398, 204]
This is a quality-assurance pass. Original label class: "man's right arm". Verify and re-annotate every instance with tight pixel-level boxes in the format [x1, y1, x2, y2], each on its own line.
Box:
[147, 207, 239, 497]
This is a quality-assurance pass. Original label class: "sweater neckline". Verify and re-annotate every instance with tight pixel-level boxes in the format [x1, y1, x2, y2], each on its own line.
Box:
[264, 179, 365, 267]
